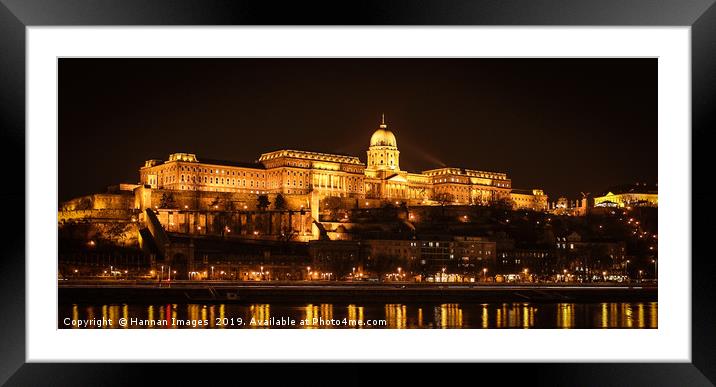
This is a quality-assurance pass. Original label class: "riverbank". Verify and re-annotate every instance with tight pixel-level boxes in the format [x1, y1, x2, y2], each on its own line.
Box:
[59, 280, 657, 303]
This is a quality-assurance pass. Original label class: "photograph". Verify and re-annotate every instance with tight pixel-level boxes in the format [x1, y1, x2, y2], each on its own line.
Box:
[57, 58, 658, 330]
[2, 0, 712, 383]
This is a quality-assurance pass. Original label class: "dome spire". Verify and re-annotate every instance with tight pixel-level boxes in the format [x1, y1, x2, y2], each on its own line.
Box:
[380, 113, 387, 129]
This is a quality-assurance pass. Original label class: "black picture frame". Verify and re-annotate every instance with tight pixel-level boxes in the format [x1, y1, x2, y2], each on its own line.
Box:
[0, 0, 712, 385]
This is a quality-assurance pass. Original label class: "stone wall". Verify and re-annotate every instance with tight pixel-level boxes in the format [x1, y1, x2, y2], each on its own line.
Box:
[61, 193, 135, 211]
[137, 188, 312, 212]
[58, 209, 140, 223]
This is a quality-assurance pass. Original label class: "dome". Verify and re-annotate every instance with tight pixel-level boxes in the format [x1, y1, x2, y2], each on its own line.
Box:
[370, 128, 397, 147]
[370, 115, 397, 148]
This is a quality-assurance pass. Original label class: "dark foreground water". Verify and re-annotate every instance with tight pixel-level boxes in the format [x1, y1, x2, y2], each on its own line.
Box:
[59, 302, 657, 329]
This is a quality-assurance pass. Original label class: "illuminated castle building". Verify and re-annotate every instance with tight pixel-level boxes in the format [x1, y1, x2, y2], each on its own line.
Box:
[594, 183, 658, 208]
[138, 116, 541, 208]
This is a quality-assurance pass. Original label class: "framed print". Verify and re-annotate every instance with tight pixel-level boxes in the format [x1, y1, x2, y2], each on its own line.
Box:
[0, 0, 714, 385]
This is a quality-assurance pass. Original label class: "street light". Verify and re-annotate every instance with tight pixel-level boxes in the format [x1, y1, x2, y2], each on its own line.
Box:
[652, 259, 657, 280]
[482, 268, 487, 282]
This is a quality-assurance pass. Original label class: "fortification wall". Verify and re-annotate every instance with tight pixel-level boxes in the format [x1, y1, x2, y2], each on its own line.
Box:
[58, 209, 140, 223]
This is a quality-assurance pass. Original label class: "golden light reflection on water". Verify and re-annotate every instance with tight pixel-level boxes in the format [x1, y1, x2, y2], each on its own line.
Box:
[62, 301, 658, 329]
[72, 305, 78, 329]
[557, 303, 574, 329]
[301, 304, 334, 329]
[122, 304, 128, 329]
[481, 305, 488, 328]
[249, 304, 271, 328]
[523, 305, 533, 329]
[601, 303, 608, 328]
[109, 305, 120, 328]
[610, 303, 618, 327]
[434, 304, 463, 328]
[385, 304, 407, 329]
[347, 304, 365, 329]
[637, 303, 645, 328]
[623, 304, 633, 328]
[188, 304, 199, 322]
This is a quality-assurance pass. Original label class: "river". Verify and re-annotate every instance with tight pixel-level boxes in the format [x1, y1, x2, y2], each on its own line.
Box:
[58, 301, 657, 329]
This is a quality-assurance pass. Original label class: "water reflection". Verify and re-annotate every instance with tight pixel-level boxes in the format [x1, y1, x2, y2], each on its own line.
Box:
[557, 304, 574, 329]
[301, 304, 334, 329]
[435, 304, 463, 329]
[59, 302, 658, 329]
[385, 304, 407, 328]
[249, 304, 271, 328]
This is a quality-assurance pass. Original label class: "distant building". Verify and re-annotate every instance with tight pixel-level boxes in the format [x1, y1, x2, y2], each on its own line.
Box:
[510, 189, 549, 211]
[308, 236, 496, 280]
[594, 183, 658, 208]
[549, 195, 589, 216]
[555, 231, 627, 279]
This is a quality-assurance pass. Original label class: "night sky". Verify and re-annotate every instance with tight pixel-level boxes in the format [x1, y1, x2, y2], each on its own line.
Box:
[59, 58, 656, 202]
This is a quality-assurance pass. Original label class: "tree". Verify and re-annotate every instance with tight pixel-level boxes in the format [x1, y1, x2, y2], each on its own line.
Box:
[77, 197, 92, 210]
[432, 192, 455, 217]
[213, 211, 229, 235]
[278, 225, 298, 242]
[256, 195, 271, 211]
[492, 197, 513, 211]
[209, 196, 221, 209]
[322, 196, 343, 220]
[399, 201, 410, 220]
[159, 192, 177, 209]
[368, 254, 408, 282]
[103, 222, 130, 245]
[274, 194, 287, 210]
[433, 192, 455, 206]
